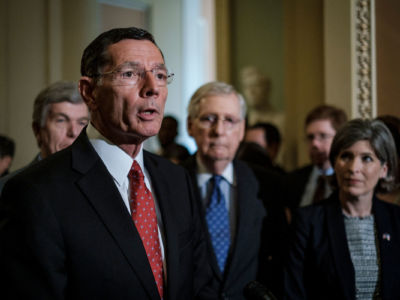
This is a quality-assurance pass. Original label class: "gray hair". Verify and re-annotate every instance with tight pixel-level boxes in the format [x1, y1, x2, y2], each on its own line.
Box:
[329, 118, 398, 193]
[32, 81, 84, 127]
[187, 81, 247, 119]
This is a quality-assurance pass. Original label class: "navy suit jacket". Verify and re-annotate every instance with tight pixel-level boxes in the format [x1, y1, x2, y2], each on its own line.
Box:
[183, 156, 267, 300]
[284, 193, 400, 300]
[0, 131, 212, 299]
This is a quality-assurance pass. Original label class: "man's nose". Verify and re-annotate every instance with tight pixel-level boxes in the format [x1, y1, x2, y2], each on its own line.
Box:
[67, 122, 81, 138]
[140, 72, 160, 98]
[212, 119, 226, 135]
[310, 137, 322, 148]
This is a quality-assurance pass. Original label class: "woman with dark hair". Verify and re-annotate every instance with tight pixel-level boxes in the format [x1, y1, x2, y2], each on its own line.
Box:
[284, 119, 400, 300]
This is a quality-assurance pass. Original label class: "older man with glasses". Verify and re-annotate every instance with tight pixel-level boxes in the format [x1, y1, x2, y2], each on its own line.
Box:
[182, 81, 283, 299]
[0, 27, 213, 300]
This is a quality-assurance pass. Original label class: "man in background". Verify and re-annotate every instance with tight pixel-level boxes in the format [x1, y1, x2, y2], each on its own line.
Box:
[184, 81, 284, 299]
[0, 81, 89, 193]
[241, 122, 286, 174]
[0, 135, 15, 177]
[286, 105, 347, 213]
[157, 115, 189, 164]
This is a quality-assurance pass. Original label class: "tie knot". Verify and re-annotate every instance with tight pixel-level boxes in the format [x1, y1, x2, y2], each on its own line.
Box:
[129, 161, 144, 180]
[212, 175, 223, 186]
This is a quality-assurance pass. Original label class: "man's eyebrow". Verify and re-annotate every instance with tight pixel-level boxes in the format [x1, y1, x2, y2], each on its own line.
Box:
[116, 61, 141, 69]
[152, 63, 167, 69]
[50, 112, 70, 120]
[116, 61, 167, 70]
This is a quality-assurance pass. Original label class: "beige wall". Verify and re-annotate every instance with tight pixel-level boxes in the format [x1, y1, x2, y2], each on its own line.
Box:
[1, 0, 48, 169]
[283, 0, 324, 170]
[324, 0, 351, 114]
[231, 0, 285, 112]
[376, 0, 400, 116]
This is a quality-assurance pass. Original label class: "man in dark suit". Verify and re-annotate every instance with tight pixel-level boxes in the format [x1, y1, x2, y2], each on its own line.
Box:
[286, 105, 347, 213]
[0, 27, 212, 299]
[183, 81, 272, 299]
[0, 81, 89, 194]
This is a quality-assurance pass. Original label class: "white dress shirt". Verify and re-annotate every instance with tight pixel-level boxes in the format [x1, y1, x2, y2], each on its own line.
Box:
[86, 124, 166, 266]
[300, 165, 334, 207]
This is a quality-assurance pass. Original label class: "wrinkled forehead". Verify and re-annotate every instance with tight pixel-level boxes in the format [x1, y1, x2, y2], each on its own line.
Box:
[105, 39, 165, 70]
[198, 93, 241, 116]
[306, 118, 336, 134]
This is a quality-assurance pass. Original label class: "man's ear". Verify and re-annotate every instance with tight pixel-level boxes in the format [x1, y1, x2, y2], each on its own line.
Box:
[238, 120, 245, 142]
[79, 77, 97, 111]
[32, 122, 42, 148]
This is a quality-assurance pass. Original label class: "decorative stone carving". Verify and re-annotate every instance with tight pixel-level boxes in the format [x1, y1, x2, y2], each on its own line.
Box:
[354, 0, 375, 118]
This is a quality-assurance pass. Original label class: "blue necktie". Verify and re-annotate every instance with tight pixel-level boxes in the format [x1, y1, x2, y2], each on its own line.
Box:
[206, 175, 231, 273]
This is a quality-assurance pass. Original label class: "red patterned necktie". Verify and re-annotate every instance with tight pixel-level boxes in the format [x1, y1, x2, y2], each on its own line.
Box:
[129, 161, 164, 299]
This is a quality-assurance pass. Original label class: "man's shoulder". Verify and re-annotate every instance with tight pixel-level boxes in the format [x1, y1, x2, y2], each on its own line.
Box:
[234, 159, 260, 176]
[144, 150, 189, 179]
[233, 159, 262, 190]
[289, 164, 314, 177]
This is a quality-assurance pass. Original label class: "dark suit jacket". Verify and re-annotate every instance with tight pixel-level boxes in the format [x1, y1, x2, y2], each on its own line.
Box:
[284, 193, 400, 300]
[0, 131, 212, 300]
[285, 164, 314, 210]
[183, 156, 268, 300]
[0, 154, 41, 195]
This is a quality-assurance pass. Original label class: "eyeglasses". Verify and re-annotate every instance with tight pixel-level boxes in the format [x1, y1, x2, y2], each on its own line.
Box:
[197, 114, 242, 131]
[305, 133, 335, 143]
[97, 65, 174, 86]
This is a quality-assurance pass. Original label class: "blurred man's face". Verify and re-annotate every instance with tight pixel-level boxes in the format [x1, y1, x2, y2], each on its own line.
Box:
[82, 39, 168, 148]
[0, 155, 13, 176]
[305, 119, 336, 170]
[244, 128, 267, 149]
[158, 117, 177, 147]
[188, 93, 245, 172]
[35, 102, 89, 158]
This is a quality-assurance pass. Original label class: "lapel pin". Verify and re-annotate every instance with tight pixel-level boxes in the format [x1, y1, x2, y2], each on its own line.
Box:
[382, 233, 391, 241]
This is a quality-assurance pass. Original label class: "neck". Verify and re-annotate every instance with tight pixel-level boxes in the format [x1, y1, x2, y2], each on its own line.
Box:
[339, 191, 373, 217]
[91, 120, 144, 159]
[200, 156, 230, 175]
[119, 143, 142, 158]
[40, 149, 49, 160]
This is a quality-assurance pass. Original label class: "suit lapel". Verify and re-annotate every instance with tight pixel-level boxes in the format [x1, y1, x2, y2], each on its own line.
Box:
[325, 199, 355, 300]
[185, 155, 223, 280]
[72, 133, 160, 299]
[373, 198, 400, 297]
[144, 152, 181, 299]
[224, 161, 259, 284]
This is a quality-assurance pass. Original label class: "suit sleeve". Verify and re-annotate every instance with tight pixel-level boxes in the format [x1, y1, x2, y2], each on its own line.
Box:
[0, 178, 67, 299]
[283, 208, 311, 300]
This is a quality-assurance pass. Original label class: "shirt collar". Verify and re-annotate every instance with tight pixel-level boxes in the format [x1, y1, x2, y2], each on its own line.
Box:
[87, 122, 145, 186]
[195, 154, 235, 187]
[315, 165, 334, 176]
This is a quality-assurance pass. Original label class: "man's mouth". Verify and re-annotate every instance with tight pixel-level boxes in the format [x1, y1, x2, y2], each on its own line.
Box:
[138, 108, 158, 120]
